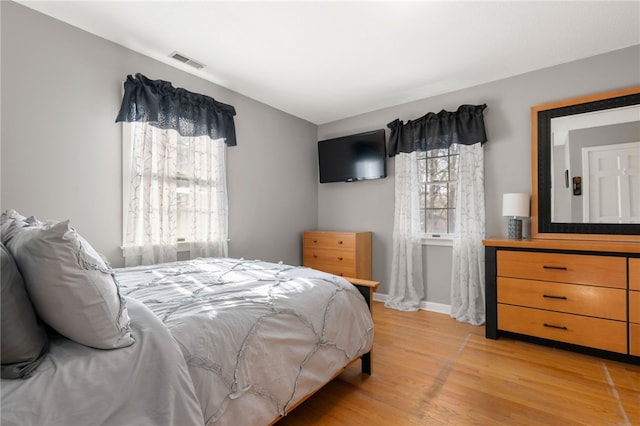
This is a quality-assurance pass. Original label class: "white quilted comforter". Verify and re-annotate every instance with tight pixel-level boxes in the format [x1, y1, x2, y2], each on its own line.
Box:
[0, 297, 205, 426]
[115, 257, 374, 426]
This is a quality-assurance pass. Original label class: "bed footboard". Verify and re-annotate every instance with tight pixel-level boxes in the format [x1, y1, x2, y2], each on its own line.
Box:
[345, 277, 379, 376]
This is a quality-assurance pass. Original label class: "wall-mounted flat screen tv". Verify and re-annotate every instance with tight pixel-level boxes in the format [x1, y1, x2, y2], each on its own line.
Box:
[317, 129, 387, 183]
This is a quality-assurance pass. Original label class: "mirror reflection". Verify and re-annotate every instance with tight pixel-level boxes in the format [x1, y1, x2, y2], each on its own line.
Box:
[550, 105, 640, 224]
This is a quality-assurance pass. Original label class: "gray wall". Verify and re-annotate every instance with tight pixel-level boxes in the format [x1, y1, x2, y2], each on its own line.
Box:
[0, 1, 318, 268]
[2, 2, 639, 307]
[318, 45, 640, 304]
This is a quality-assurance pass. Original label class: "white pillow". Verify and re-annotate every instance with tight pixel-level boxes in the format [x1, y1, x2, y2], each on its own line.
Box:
[5, 220, 134, 349]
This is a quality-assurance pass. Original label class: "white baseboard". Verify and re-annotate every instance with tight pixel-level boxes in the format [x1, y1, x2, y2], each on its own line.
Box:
[372, 292, 451, 315]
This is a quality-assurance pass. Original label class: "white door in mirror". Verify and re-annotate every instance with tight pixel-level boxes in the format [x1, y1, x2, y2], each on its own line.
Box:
[583, 141, 640, 223]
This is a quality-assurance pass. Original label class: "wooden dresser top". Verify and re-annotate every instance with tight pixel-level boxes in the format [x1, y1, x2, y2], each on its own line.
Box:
[483, 238, 640, 254]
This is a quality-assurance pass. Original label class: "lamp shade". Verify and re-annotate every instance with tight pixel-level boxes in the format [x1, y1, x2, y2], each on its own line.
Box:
[502, 193, 530, 218]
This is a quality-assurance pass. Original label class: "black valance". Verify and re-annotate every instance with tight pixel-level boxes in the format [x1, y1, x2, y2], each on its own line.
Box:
[115, 73, 237, 146]
[387, 104, 487, 156]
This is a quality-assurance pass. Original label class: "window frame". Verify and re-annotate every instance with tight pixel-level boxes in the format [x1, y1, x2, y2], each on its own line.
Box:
[417, 145, 459, 245]
[121, 122, 132, 252]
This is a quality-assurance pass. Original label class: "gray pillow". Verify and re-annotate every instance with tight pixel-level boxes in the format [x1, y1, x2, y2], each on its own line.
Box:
[0, 209, 27, 245]
[1, 243, 48, 379]
[5, 220, 134, 349]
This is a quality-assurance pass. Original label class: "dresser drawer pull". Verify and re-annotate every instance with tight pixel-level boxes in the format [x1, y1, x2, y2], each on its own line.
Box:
[543, 294, 567, 300]
[337, 256, 343, 261]
[313, 254, 318, 258]
[543, 265, 567, 270]
[338, 240, 343, 245]
[543, 323, 568, 330]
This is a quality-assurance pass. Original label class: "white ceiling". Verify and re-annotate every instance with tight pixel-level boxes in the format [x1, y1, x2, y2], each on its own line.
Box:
[18, 1, 640, 124]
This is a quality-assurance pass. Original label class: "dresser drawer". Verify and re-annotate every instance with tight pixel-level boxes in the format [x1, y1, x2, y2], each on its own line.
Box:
[631, 324, 640, 357]
[497, 251, 626, 288]
[303, 232, 356, 250]
[497, 304, 627, 353]
[303, 260, 356, 278]
[497, 278, 626, 321]
[630, 258, 640, 291]
[304, 248, 355, 267]
[630, 291, 640, 324]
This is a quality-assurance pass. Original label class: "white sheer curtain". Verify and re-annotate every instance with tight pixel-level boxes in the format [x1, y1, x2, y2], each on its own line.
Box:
[385, 151, 425, 311]
[187, 135, 229, 258]
[450, 143, 486, 325]
[123, 122, 178, 266]
[123, 125, 228, 266]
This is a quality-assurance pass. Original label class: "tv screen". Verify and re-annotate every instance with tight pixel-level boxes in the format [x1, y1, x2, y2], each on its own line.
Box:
[318, 129, 387, 183]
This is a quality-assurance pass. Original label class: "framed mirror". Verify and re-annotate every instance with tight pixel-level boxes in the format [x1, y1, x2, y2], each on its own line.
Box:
[532, 86, 640, 241]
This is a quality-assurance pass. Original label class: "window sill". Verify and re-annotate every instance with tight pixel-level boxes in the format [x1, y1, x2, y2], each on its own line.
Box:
[420, 234, 453, 247]
[120, 241, 192, 256]
[121, 239, 230, 256]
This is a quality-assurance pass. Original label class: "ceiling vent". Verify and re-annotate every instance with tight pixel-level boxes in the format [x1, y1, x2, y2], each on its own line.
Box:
[169, 51, 205, 69]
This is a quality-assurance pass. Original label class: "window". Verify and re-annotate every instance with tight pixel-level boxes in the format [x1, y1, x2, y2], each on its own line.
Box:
[417, 144, 459, 235]
[117, 74, 234, 266]
[121, 122, 228, 265]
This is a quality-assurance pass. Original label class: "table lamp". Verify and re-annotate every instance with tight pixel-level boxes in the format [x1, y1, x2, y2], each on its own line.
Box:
[502, 193, 530, 239]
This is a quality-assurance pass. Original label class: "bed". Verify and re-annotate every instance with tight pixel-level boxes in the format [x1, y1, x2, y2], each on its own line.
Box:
[0, 211, 374, 425]
[115, 257, 374, 425]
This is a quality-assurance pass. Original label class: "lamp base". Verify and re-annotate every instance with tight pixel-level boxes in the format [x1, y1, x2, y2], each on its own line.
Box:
[507, 218, 523, 239]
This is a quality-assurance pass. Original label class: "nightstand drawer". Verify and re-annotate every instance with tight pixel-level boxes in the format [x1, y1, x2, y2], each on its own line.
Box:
[497, 251, 626, 288]
[498, 304, 627, 353]
[497, 277, 626, 321]
[303, 232, 356, 250]
[630, 291, 640, 324]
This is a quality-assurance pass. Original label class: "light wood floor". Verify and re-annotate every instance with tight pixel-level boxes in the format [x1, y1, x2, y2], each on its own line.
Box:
[279, 301, 640, 425]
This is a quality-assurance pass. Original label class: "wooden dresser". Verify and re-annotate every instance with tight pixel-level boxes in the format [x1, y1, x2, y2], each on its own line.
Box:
[303, 231, 372, 280]
[631, 258, 640, 356]
[484, 238, 640, 363]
